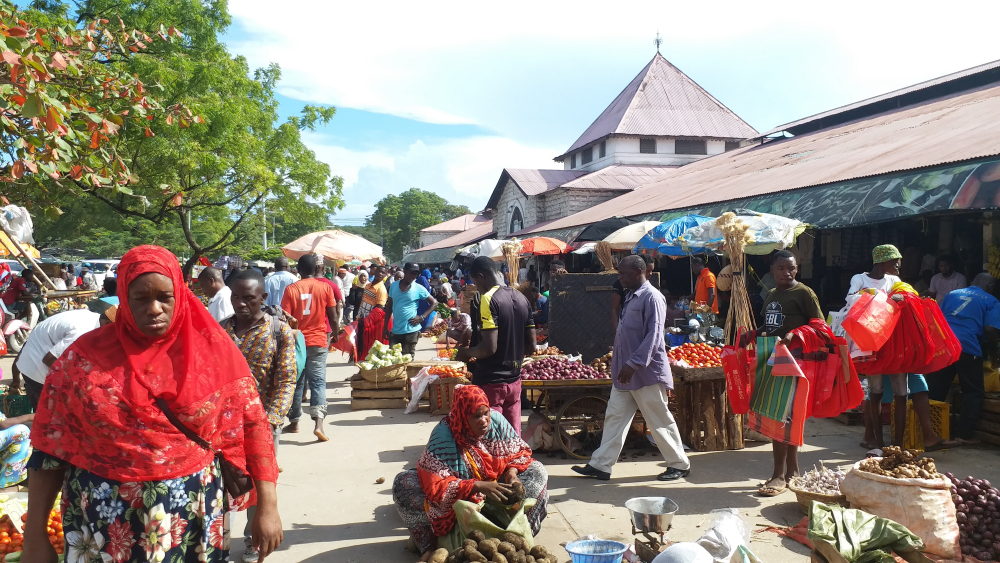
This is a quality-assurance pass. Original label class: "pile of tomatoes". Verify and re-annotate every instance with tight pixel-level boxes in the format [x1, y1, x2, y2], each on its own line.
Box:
[668, 342, 722, 368]
[437, 348, 458, 360]
[429, 365, 466, 379]
[0, 508, 63, 558]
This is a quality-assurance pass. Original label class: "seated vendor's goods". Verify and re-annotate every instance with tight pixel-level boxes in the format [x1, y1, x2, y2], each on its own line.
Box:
[447, 531, 559, 563]
[948, 473, 1000, 561]
[429, 365, 468, 379]
[841, 446, 960, 559]
[788, 464, 848, 512]
[668, 343, 722, 368]
[521, 357, 608, 381]
[438, 348, 459, 360]
[423, 323, 448, 338]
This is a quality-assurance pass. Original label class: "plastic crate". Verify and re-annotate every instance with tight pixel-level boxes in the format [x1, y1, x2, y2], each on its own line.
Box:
[890, 399, 949, 452]
[0, 392, 32, 418]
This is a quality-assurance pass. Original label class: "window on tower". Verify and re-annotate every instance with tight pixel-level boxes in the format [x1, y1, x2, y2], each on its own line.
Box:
[675, 139, 707, 155]
[639, 138, 656, 154]
[582, 147, 593, 164]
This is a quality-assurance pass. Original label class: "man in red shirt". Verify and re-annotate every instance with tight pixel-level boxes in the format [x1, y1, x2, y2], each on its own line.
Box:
[2, 270, 36, 307]
[692, 256, 719, 314]
[282, 254, 340, 442]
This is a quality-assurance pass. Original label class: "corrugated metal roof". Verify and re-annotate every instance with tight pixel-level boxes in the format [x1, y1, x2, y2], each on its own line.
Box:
[420, 213, 492, 233]
[559, 164, 678, 191]
[485, 168, 587, 210]
[764, 58, 1000, 137]
[557, 53, 758, 160]
[521, 82, 1000, 234]
[412, 221, 495, 252]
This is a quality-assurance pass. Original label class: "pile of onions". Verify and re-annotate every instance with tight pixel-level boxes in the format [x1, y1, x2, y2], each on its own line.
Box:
[948, 472, 1000, 560]
[521, 357, 608, 381]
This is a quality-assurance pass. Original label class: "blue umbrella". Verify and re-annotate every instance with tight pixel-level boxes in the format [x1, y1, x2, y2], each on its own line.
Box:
[635, 214, 715, 256]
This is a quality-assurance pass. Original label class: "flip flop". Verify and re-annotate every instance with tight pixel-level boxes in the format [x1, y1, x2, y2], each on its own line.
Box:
[924, 439, 959, 452]
[955, 437, 981, 446]
[757, 485, 787, 497]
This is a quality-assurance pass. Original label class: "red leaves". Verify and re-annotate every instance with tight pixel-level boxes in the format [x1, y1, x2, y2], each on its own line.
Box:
[89, 131, 100, 149]
[1, 51, 19, 65]
[5, 26, 28, 37]
[70, 165, 83, 180]
[171, 192, 183, 207]
[144, 126, 154, 138]
[10, 161, 23, 179]
[43, 106, 59, 133]
[50, 51, 67, 70]
[165, 113, 173, 125]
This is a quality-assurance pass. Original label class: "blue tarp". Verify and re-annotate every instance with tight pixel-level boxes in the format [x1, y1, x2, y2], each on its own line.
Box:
[634, 214, 714, 256]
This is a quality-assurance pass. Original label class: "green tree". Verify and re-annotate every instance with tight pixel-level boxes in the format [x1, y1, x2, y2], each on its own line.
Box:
[369, 188, 471, 261]
[23, 0, 344, 274]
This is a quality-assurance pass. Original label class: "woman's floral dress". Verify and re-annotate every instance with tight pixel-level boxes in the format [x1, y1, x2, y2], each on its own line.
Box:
[34, 453, 232, 563]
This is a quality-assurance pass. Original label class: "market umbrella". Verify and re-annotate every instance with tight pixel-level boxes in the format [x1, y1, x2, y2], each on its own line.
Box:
[635, 215, 715, 256]
[282, 229, 384, 263]
[519, 237, 569, 256]
[676, 210, 807, 255]
[602, 221, 663, 251]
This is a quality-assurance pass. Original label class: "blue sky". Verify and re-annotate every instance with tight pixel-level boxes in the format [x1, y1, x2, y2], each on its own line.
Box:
[224, 0, 1000, 224]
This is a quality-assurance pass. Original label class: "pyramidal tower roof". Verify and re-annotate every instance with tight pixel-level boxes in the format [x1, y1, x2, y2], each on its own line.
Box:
[556, 53, 759, 160]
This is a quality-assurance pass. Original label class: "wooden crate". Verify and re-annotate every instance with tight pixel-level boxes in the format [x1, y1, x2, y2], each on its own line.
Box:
[428, 377, 470, 415]
[671, 373, 744, 452]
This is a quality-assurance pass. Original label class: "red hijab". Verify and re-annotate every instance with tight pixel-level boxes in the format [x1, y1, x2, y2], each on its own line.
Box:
[446, 385, 490, 450]
[32, 246, 276, 483]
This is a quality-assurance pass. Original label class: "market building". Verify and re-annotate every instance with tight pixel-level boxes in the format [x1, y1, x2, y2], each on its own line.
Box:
[404, 52, 758, 263]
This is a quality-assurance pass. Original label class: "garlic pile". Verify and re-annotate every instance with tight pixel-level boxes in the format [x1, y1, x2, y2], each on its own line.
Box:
[789, 463, 846, 495]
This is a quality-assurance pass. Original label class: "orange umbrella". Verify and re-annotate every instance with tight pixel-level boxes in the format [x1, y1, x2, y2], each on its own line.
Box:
[519, 237, 569, 256]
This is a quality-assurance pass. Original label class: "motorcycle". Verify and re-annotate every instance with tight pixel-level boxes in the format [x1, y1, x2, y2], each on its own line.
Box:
[3, 300, 37, 354]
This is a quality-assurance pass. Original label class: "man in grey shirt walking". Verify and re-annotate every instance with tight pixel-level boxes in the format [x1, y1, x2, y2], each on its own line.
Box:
[572, 255, 691, 482]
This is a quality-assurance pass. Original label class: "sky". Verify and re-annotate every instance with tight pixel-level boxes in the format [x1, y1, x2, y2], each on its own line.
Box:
[223, 1, 1000, 225]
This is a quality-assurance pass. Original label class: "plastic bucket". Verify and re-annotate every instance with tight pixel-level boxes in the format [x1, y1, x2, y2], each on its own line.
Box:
[564, 539, 628, 563]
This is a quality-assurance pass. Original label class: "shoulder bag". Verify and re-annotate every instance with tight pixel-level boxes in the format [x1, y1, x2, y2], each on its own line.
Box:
[154, 397, 254, 498]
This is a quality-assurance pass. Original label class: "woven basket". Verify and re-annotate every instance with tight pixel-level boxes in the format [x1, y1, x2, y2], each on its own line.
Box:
[358, 362, 408, 383]
[788, 482, 849, 513]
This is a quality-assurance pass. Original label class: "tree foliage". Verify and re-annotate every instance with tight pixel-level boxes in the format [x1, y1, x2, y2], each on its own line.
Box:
[369, 188, 471, 262]
[20, 0, 344, 273]
[0, 1, 191, 210]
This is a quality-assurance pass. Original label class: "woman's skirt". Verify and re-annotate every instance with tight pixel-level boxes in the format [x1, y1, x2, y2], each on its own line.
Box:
[392, 460, 549, 554]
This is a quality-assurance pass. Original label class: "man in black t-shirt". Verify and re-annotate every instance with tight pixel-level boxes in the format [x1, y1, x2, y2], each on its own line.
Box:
[457, 257, 535, 435]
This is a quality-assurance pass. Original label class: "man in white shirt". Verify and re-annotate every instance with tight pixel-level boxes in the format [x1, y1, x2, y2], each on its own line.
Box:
[337, 268, 355, 323]
[12, 306, 115, 409]
[264, 257, 298, 309]
[928, 255, 967, 304]
[198, 267, 234, 322]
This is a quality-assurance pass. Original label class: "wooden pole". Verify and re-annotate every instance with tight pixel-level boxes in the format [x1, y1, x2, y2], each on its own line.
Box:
[0, 228, 57, 290]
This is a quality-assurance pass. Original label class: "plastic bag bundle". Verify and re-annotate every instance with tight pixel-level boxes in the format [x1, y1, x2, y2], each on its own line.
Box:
[842, 291, 901, 352]
[852, 294, 959, 376]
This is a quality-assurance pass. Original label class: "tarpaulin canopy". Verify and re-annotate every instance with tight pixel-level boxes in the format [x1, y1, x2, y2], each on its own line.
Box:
[676, 210, 807, 255]
[282, 230, 384, 263]
[635, 214, 715, 256]
[574, 216, 637, 242]
[601, 221, 662, 250]
[519, 237, 569, 256]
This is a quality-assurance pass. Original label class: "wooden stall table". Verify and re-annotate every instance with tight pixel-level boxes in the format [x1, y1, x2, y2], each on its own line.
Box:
[669, 365, 744, 451]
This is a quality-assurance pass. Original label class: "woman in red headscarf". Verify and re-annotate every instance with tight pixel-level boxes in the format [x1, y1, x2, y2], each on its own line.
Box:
[22, 246, 282, 563]
[392, 385, 549, 560]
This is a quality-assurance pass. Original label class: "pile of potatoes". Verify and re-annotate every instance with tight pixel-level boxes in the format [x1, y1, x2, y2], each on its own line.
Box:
[858, 446, 940, 479]
[428, 530, 559, 563]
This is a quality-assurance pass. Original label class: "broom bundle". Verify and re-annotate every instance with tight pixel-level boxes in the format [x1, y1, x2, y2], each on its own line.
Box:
[716, 212, 756, 343]
[595, 241, 615, 271]
[501, 240, 522, 287]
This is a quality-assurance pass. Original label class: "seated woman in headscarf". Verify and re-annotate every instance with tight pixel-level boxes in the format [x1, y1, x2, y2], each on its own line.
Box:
[23, 245, 282, 563]
[393, 386, 548, 561]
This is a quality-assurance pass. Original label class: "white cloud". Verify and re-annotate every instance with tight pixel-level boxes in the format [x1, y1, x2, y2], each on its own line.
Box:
[321, 135, 557, 220]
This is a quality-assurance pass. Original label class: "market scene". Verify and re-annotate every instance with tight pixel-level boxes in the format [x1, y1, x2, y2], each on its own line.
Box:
[2, 2, 1000, 563]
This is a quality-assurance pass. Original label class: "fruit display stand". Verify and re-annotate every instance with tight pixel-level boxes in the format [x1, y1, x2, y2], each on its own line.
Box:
[404, 360, 468, 413]
[669, 365, 744, 452]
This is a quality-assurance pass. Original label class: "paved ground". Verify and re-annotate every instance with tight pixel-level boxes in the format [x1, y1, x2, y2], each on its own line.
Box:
[4, 340, 999, 563]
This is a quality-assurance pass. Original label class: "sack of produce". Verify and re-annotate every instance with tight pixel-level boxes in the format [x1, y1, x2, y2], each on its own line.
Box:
[946, 473, 1000, 561]
[842, 291, 900, 352]
[840, 448, 960, 559]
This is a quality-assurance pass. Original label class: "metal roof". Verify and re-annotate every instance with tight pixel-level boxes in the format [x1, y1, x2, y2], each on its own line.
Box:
[520, 82, 1000, 234]
[764, 58, 1000, 137]
[559, 164, 678, 191]
[420, 213, 492, 233]
[411, 221, 495, 252]
[485, 169, 587, 210]
[556, 53, 758, 161]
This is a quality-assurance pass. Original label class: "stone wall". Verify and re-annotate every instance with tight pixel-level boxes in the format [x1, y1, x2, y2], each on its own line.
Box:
[542, 188, 629, 222]
[494, 179, 542, 238]
[419, 231, 460, 247]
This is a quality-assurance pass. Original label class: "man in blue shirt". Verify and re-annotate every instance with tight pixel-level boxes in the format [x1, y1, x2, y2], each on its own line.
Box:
[384, 262, 437, 356]
[530, 287, 548, 327]
[930, 273, 1000, 443]
[264, 257, 298, 309]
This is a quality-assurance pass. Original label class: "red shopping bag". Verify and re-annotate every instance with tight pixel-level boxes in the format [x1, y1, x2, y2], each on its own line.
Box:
[842, 291, 901, 352]
[896, 294, 935, 373]
[921, 298, 962, 373]
[790, 320, 864, 418]
[722, 329, 753, 415]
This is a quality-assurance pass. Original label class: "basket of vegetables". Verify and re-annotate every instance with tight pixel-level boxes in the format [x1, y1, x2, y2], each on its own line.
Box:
[357, 342, 412, 383]
[787, 464, 848, 513]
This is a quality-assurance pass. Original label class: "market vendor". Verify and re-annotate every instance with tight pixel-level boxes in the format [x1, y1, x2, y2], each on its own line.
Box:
[691, 256, 719, 315]
[447, 308, 472, 348]
[747, 250, 823, 497]
[392, 385, 549, 561]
